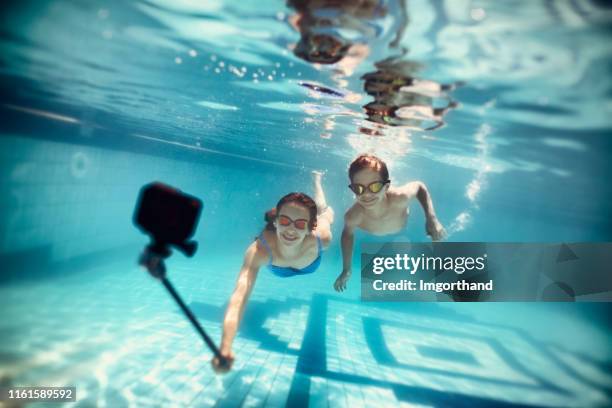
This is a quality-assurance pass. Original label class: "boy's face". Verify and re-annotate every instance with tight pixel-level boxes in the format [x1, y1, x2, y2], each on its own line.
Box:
[351, 168, 388, 209]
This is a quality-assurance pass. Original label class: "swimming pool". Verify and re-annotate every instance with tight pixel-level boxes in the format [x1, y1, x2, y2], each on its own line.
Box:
[1, 0, 611, 406]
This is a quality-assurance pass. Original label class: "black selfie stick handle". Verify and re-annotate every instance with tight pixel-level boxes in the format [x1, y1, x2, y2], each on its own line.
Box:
[160, 277, 227, 366]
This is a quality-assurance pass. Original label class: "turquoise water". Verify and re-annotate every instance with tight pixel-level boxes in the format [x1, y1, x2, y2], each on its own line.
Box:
[1, 0, 611, 406]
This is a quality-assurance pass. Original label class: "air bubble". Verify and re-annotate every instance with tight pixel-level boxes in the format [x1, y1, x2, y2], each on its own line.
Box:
[229, 66, 243, 77]
[470, 8, 486, 21]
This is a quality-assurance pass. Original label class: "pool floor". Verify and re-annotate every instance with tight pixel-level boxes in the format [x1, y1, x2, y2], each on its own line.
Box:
[0, 255, 610, 407]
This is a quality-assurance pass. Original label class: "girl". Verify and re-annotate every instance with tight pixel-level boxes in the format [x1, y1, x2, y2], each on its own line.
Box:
[212, 171, 334, 372]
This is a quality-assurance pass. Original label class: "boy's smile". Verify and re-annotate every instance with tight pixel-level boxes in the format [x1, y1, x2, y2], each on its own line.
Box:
[351, 168, 388, 209]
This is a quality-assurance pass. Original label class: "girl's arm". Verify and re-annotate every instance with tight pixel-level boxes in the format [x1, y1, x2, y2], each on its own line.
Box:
[213, 241, 266, 373]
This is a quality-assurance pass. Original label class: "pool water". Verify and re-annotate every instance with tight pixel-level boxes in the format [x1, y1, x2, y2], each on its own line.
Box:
[1, 0, 611, 407]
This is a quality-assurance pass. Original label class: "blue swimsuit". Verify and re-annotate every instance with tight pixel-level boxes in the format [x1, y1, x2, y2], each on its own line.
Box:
[257, 233, 323, 278]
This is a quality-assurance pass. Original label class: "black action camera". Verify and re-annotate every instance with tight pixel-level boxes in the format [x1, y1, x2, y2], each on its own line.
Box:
[133, 182, 202, 257]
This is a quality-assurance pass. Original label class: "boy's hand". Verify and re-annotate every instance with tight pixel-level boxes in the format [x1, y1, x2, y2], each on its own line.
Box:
[426, 216, 447, 241]
[212, 350, 235, 374]
[334, 270, 351, 292]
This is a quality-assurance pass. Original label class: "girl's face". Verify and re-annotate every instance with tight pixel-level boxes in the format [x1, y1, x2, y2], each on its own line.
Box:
[274, 202, 311, 246]
[351, 167, 389, 208]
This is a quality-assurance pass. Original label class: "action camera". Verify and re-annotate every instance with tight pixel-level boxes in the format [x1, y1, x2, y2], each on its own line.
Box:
[133, 182, 202, 257]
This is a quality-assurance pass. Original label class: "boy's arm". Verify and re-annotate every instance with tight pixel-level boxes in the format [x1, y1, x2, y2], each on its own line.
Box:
[334, 209, 359, 292]
[400, 181, 435, 217]
[341, 223, 355, 273]
[400, 181, 447, 241]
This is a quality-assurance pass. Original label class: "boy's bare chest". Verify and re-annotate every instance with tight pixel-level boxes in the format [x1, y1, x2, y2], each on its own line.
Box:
[359, 206, 409, 236]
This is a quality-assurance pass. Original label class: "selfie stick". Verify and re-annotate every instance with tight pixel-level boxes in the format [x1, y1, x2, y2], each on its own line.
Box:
[160, 275, 226, 364]
[134, 182, 227, 367]
[142, 245, 228, 368]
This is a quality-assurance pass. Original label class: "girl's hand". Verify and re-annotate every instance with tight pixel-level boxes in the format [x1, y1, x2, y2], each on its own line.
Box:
[212, 350, 235, 374]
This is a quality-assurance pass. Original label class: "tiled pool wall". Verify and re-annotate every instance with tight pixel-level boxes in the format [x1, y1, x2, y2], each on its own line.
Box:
[0, 134, 289, 281]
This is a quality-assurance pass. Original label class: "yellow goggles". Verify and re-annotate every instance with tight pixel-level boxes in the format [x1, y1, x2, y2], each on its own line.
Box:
[348, 180, 389, 195]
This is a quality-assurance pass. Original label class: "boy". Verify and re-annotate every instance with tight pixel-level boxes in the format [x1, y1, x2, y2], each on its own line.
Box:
[334, 154, 446, 291]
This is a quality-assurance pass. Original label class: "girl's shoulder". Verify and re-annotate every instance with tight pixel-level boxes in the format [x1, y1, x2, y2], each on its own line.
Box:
[257, 229, 276, 251]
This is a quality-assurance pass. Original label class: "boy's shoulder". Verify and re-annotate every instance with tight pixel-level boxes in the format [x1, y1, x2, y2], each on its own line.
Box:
[344, 203, 364, 226]
[387, 187, 411, 207]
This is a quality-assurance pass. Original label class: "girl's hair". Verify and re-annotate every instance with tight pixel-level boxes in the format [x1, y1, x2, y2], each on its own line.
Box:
[348, 154, 389, 182]
[264, 192, 318, 231]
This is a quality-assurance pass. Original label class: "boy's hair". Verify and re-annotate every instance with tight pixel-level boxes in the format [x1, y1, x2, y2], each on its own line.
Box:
[348, 154, 389, 182]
